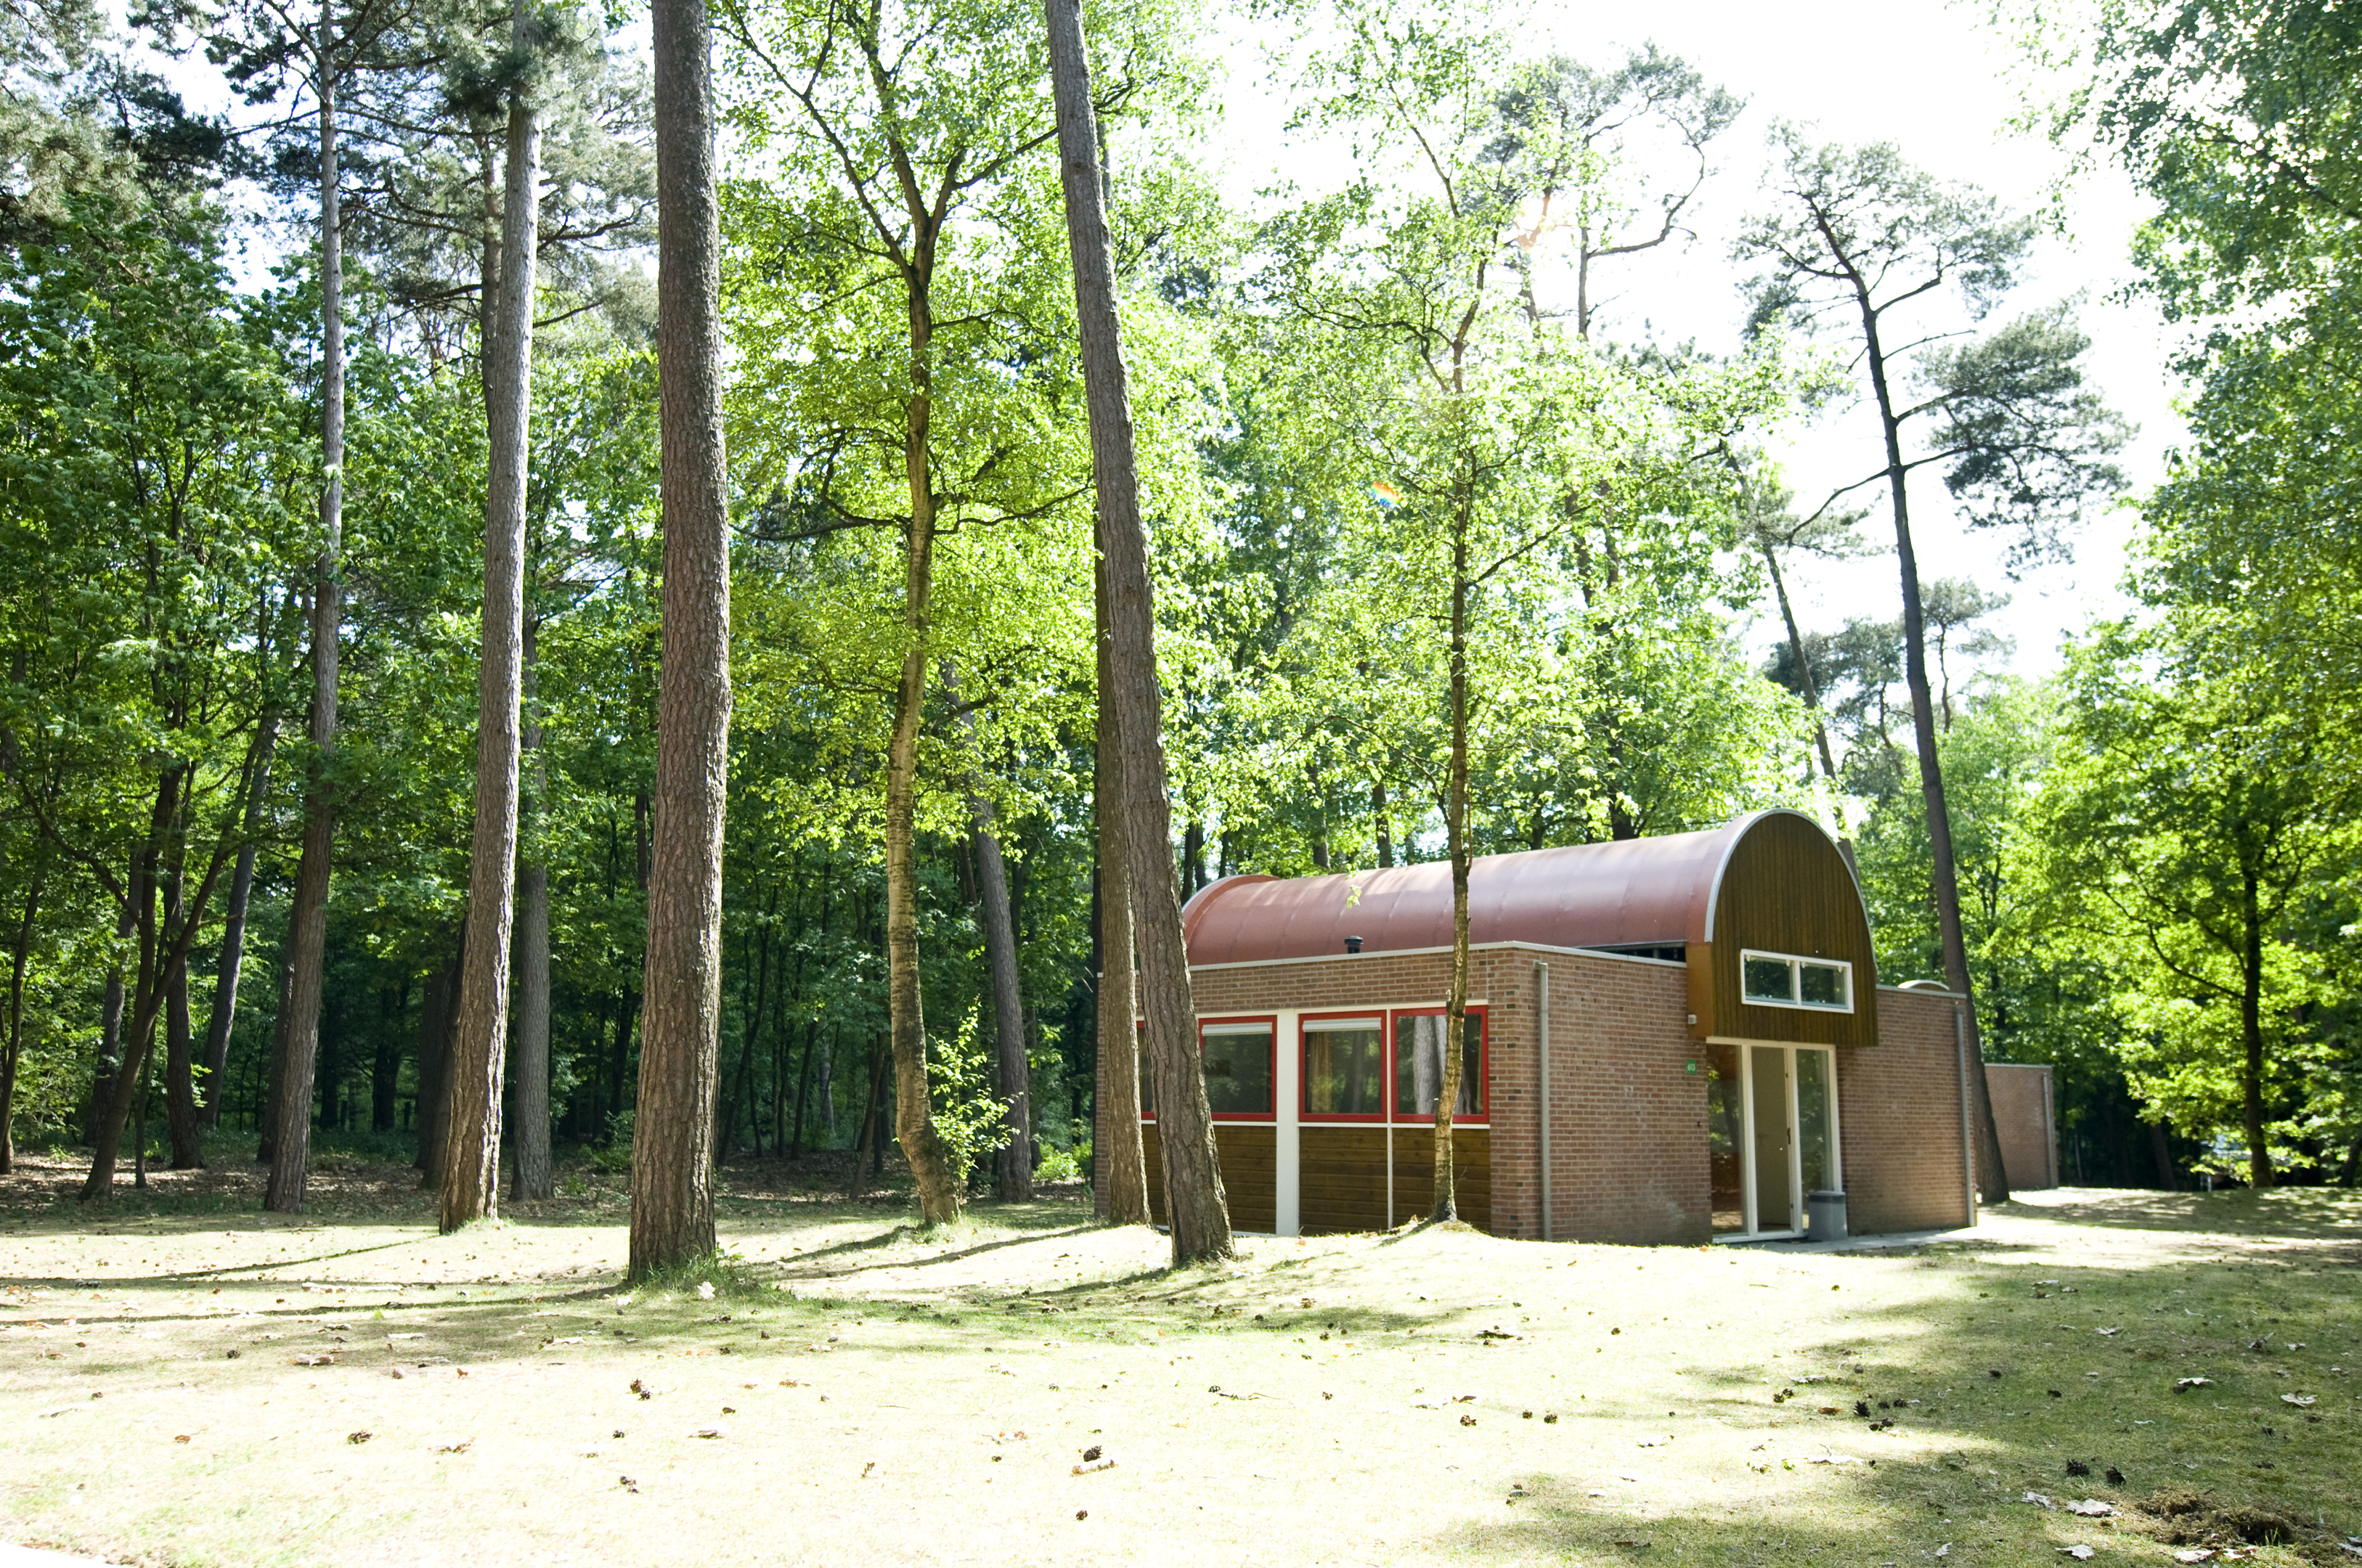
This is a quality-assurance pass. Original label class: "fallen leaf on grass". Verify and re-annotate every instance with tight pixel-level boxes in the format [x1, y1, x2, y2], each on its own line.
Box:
[1072, 1457, 1115, 1474]
[2024, 1493, 2054, 1508]
[2172, 1551, 2215, 1564]
[2060, 1547, 2096, 1560]
[173, 1435, 192, 1444]
[2278, 1394, 2316, 1407]
[690, 1426, 725, 1440]
[346, 1431, 372, 1445]
[2066, 1499, 2115, 1516]
[1637, 1436, 1673, 1447]
[433, 1439, 474, 1455]
[290, 1353, 335, 1366]
[2096, 1327, 2120, 1336]
[1806, 1455, 1861, 1466]
[1459, 1413, 1476, 1427]
[2174, 1378, 2212, 1392]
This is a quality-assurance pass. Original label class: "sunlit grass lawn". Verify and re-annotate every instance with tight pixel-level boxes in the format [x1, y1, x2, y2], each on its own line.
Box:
[2, 1149, 2356, 1567]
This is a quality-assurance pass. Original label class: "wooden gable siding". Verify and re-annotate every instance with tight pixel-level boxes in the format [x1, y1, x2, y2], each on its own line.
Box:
[1687, 811, 1879, 1047]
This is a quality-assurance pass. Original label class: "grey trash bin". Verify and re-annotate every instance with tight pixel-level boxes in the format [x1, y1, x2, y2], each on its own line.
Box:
[1807, 1189, 1849, 1241]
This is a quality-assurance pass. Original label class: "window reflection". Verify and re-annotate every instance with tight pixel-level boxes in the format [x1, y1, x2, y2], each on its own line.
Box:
[1303, 1020, 1382, 1116]
[1393, 1012, 1480, 1117]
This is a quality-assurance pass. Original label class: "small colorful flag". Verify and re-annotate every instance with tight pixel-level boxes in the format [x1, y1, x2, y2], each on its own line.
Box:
[1370, 480, 1402, 508]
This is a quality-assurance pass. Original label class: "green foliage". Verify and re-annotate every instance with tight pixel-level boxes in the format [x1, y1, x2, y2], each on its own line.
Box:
[927, 1008, 1011, 1191]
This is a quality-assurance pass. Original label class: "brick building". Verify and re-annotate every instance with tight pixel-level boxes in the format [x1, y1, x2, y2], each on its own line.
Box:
[1115, 809, 1978, 1244]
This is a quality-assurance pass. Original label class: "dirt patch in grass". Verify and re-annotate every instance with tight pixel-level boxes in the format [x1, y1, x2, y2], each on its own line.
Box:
[4, 1160, 2358, 1567]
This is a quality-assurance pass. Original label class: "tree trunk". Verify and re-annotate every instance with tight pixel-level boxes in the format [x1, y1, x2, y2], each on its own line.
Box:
[2149, 1116, 2177, 1190]
[1372, 780, 1393, 868]
[414, 934, 460, 1184]
[266, 19, 346, 1214]
[202, 716, 277, 1127]
[0, 865, 42, 1173]
[2239, 864, 2272, 1188]
[257, 948, 291, 1161]
[83, 770, 174, 1196]
[1432, 503, 1470, 1223]
[1047, 0, 1229, 1265]
[630, 0, 731, 1279]
[511, 860, 552, 1198]
[876, 231, 961, 1228]
[1854, 289, 2010, 1205]
[441, 38, 539, 1234]
[89, 881, 137, 1146]
[1091, 479, 1146, 1227]
[162, 842, 204, 1169]
[972, 806, 1030, 1201]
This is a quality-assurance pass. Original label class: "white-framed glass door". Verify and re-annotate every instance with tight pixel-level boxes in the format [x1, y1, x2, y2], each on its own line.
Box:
[1709, 1042, 1840, 1238]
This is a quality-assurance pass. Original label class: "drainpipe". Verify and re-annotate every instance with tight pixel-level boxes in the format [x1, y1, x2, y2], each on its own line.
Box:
[1536, 960, 1552, 1243]
[1955, 1002, 1976, 1228]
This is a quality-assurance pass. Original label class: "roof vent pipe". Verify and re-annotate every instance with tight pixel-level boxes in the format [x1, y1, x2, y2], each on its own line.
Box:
[1343, 935, 1364, 954]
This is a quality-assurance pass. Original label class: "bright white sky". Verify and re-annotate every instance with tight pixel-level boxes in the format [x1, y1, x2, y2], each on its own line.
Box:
[1207, 0, 2180, 685]
[163, 0, 2174, 686]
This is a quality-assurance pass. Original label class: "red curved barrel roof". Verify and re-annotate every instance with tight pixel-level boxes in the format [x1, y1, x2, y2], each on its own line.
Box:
[1181, 812, 1791, 965]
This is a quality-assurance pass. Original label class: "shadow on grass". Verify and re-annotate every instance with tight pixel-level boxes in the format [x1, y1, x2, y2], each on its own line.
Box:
[1420, 1238, 2360, 1565]
[2002, 1186, 2362, 1239]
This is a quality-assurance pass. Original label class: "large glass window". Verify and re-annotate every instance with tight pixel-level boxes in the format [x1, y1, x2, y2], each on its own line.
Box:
[1302, 1018, 1384, 1117]
[1141, 1018, 1274, 1119]
[1200, 1021, 1274, 1117]
[1393, 1010, 1481, 1118]
[1739, 950, 1854, 1013]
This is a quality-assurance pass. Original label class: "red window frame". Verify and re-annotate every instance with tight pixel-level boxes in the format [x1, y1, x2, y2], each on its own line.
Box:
[1386, 1005, 1489, 1124]
[1139, 1015, 1279, 1123]
[1298, 1010, 1390, 1123]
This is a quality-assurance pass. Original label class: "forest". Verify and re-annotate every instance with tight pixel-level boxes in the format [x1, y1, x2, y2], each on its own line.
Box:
[3, 0, 2358, 1266]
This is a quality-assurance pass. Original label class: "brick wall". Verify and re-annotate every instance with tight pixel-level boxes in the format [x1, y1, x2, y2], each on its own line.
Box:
[1101, 944, 1973, 1243]
[1838, 987, 1976, 1235]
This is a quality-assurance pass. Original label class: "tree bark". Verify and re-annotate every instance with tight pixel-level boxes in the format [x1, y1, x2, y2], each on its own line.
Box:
[266, 12, 346, 1214]
[630, 0, 731, 1279]
[441, 32, 539, 1234]
[89, 879, 137, 1146]
[1046, 0, 1229, 1265]
[972, 806, 1031, 1201]
[202, 716, 277, 1127]
[1852, 281, 2010, 1205]
[1433, 486, 1470, 1223]
[162, 840, 204, 1169]
[414, 934, 460, 1184]
[1092, 576, 1146, 1222]
[0, 864, 42, 1173]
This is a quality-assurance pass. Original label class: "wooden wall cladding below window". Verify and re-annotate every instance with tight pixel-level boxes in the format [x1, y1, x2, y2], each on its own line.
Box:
[1300, 1127, 1389, 1233]
[1393, 1127, 1491, 1233]
[1142, 1124, 1277, 1233]
[1299, 1125, 1492, 1234]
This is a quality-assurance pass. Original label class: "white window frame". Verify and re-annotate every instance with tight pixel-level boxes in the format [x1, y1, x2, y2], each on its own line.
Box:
[1738, 948, 1855, 1013]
